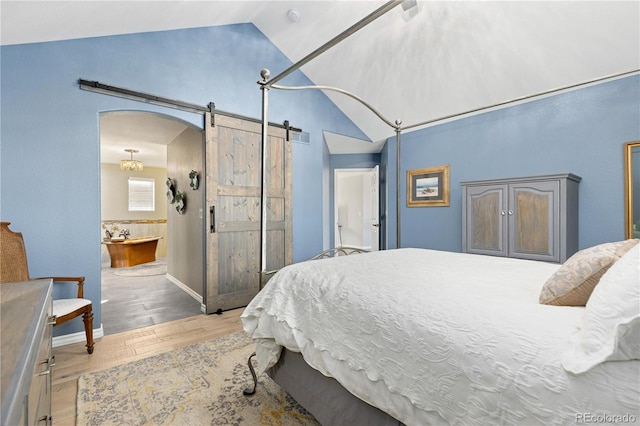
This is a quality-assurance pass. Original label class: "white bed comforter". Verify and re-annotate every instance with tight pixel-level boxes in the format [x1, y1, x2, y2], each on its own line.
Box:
[241, 248, 640, 425]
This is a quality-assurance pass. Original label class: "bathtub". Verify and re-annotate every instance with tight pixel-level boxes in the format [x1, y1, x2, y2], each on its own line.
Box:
[102, 236, 162, 268]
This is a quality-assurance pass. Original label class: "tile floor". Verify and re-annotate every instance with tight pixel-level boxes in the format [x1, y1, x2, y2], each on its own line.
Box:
[100, 258, 203, 335]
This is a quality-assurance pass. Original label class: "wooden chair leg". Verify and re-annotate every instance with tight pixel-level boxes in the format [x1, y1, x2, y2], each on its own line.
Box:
[83, 310, 94, 354]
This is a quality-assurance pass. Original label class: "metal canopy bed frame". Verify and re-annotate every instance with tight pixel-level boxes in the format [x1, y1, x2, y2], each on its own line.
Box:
[254, 0, 637, 282]
[248, 0, 639, 424]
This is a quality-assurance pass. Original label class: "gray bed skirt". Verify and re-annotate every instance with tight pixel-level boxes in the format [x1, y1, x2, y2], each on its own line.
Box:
[267, 349, 404, 426]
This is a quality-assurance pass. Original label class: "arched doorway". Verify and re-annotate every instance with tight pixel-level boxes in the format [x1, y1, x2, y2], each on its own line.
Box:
[99, 110, 204, 334]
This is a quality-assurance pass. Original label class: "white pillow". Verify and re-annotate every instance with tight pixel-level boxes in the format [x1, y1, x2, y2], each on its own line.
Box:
[562, 243, 640, 374]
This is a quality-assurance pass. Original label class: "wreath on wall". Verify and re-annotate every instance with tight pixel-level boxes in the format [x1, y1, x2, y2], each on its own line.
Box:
[167, 172, 197, 215]
[189, 170, 199, 190]
[166, 178, 176, 204]
[175, 191, 186, 215]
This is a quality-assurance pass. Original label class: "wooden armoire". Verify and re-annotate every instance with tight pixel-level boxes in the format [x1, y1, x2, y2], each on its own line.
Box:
[461, 173, 581, 263]
[204, 112, 293, 313]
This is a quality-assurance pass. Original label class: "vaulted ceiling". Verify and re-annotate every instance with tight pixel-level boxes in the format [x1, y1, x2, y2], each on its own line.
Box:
[3, 1, 638, 165]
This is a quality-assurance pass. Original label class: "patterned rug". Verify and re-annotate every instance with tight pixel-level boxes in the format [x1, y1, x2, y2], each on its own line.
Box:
[77, 332, 320, 425]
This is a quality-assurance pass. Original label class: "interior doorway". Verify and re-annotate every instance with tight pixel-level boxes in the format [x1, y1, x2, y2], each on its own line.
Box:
[99, 110, 203, 335]
[334, 166, 380, 251]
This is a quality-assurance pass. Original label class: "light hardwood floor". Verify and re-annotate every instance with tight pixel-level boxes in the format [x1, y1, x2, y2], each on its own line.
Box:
[51, 308, 245, 426]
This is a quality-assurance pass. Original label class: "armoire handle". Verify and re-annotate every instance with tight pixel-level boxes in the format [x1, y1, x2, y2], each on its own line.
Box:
[210, 206, 216, 233]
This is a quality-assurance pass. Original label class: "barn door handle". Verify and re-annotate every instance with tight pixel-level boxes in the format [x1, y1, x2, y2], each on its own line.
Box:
[210, 206, 216, 233]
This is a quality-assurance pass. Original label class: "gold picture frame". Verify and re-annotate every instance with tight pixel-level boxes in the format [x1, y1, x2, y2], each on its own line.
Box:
[407, 165, 450, 207]
[624, 141, 640, 239]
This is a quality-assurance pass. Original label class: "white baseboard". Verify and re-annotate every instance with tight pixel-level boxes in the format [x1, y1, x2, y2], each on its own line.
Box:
[53, 325, 104, 348]
[166, 273, 205, 313]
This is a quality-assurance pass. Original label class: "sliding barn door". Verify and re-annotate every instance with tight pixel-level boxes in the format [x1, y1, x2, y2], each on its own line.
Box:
[204, 112, 292, 313]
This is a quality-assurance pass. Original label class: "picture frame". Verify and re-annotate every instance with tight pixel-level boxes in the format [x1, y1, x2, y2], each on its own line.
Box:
[407, 165, 450, 207]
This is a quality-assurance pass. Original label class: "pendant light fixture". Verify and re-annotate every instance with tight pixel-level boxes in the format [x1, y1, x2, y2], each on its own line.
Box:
[120, 149, 143, 171]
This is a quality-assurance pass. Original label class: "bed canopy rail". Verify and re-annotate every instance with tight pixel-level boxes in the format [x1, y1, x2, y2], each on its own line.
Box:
[262, 1, 405, 89]
[400, 68, 640, 133]
[269, 83, 400, 130]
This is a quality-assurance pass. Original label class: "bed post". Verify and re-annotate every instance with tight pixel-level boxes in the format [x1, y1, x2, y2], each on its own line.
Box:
[395, 121, 402, 249]
[258, 69, 270, 290]
[242, 352, 259, 396]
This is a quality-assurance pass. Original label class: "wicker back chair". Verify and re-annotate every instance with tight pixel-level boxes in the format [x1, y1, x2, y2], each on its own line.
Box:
[0, 222, 94, 354]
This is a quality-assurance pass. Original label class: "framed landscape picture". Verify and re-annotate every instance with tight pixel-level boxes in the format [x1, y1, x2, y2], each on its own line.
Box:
[407, 165, 450, 207]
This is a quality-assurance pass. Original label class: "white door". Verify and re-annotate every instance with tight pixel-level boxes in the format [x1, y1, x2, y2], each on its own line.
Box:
[334, 166, 380, 251]
[369, 165, 380, 251]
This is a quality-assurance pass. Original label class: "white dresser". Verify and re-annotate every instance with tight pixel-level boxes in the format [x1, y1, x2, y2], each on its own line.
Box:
[1, 280, 54, 425]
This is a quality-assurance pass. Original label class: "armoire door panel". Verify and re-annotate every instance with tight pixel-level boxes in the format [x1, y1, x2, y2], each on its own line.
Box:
[463, 184, 507, 256]
[514, 192, 550, 253]
[472, 192, 501, 249]
[509, 181, 559, 261]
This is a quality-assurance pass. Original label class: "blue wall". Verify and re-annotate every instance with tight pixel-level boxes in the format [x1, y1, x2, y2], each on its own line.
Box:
[2, 22, 637, 339]
[0, 24, 366, 337]
[394, 75, 640, 252]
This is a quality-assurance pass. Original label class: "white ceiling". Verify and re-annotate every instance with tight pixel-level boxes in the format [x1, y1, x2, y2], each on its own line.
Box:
[99, 111, 190, 168]
[3, 1, 639, 165]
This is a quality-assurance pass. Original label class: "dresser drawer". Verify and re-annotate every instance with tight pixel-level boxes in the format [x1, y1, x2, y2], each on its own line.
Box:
[28, 305, 54, 425]
[1, 280, 54, 426]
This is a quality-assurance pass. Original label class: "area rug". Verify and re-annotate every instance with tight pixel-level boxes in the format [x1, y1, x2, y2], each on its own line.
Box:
[113, 260, 166, 277]
[77, 332, 320, 426]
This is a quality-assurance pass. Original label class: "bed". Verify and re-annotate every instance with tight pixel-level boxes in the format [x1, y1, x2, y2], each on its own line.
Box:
[241, 244, 640, 425]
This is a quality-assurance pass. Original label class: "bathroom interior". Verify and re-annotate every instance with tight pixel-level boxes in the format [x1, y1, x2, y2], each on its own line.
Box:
[99, 111, 202, 335]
